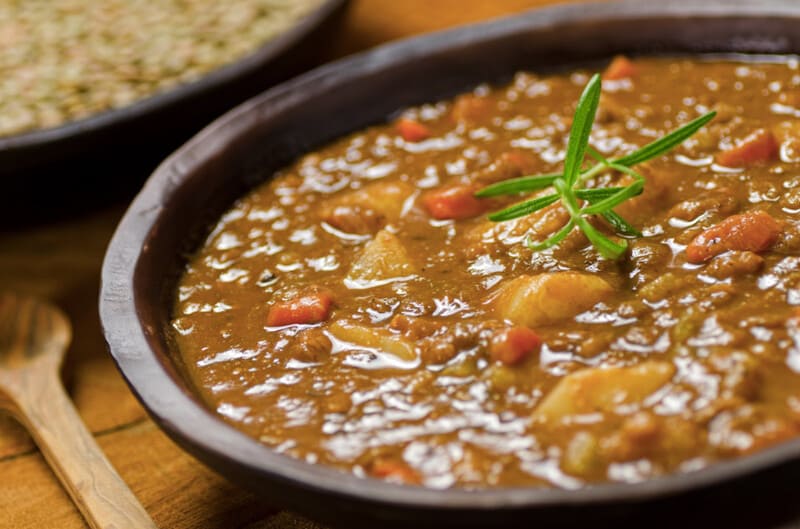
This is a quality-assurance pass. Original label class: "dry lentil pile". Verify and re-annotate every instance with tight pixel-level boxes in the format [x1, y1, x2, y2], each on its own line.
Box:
[0, 0, 322, 137]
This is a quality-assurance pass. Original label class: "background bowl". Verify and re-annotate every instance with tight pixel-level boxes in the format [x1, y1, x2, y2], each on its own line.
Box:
[2, 0, 348, 224]
[101, 1, 800, 527]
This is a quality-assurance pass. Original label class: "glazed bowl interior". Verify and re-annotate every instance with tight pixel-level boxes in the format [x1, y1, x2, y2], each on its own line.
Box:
[101, 1, 800, 527]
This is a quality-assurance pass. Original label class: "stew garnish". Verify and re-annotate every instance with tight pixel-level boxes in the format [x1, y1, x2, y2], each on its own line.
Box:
[477, 73, 716, 259]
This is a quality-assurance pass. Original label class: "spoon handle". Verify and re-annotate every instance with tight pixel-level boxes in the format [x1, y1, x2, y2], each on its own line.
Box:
[8, 370, 158, 529]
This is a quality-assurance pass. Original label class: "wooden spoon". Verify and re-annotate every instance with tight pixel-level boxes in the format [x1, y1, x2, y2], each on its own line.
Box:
[0, 292, 157, 529]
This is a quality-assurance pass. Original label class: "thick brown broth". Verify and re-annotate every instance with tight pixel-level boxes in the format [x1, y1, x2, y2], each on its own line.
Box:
[172, 56, 800, 489]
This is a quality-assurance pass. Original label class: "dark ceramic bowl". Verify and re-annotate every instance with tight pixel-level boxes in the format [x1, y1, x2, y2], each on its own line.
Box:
[100, 2, 800, 528]
[1, 0, 347, 225]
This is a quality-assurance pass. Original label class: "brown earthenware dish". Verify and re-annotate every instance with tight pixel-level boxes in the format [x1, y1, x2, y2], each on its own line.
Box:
[101, 1, 800, 527]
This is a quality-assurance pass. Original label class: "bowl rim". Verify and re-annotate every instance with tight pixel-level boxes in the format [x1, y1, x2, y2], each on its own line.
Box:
[0, 0, 347, 151]
[101, 0, 800, 513]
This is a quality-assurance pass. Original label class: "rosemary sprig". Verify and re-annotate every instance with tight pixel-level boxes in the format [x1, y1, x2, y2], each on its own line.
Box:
[476, 73, 715, 259]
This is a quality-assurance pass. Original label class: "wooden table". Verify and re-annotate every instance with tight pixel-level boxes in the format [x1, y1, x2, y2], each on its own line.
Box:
[0, 1, 564, 527]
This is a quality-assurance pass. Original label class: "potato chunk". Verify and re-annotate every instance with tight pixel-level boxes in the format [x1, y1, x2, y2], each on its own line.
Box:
[345, 230, 417, 288]
[329, 320, 417, 361]
[533, 361, 675, 423]
[492, 272, 612, 327]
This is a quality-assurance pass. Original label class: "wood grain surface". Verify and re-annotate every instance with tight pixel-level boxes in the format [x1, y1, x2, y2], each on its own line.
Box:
[0, 1, 569, 528]
[0, 293, 157, 529]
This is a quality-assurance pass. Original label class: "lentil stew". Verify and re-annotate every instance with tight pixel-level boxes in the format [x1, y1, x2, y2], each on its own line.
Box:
[171, 56, 800, 489]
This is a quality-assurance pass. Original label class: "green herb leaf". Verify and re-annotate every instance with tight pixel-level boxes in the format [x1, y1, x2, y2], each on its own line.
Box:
[601, 210, 642, 237]
[558, 175, 628, 258]
[487, 193, 560, 222]
[475, 172, 560, 198]
[577, 217, 628, 259]
[581, 180, 643, 215]
[614, 111, 716, 167]
[562, 73, 602, 187]
[586, 144, 611, 166]
[574, 187, 628, 200]
[553, 177, 579, 214]
[527, 219, 575, 251]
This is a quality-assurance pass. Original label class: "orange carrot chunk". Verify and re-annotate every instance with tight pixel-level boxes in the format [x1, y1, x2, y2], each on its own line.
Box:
[686, 210, 781, 264]
[489, 326, 542, 366]
[716, 129, 779, 167]
[266, 290, 334, 327]
[396, 118, 431, 142]
[422, 184, 487, 220]
[602, 55, 637, 81]
[371, 459, 421, 485]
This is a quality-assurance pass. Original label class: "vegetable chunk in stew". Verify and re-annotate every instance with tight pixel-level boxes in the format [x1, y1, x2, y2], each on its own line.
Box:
[172, 56, 800, 489]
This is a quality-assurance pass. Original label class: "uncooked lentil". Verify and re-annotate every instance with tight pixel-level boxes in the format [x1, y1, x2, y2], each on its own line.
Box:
[0, 0, 322, 137]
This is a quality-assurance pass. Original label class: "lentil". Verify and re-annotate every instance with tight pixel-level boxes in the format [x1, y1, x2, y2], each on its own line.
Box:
[0, 0, 322, 137]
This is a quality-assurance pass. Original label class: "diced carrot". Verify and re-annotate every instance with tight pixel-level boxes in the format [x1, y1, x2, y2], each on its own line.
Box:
[395, 118, 431, 142]
[602, 55, 637, 81]
[371, 459, 420, 485]
[685, 210, 782, 264]
[422, 184, 487, 220]
[489, 326, 542, 366]
[716, 129, 779, 167]
[451, 94, 492, 123]
[266, 289, 334, 327]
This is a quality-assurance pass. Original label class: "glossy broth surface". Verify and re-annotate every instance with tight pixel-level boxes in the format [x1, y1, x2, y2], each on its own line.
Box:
[172, 57, 800, 488]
